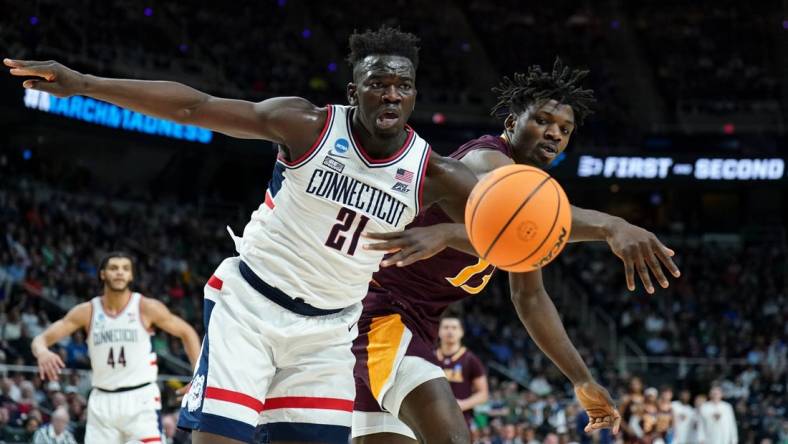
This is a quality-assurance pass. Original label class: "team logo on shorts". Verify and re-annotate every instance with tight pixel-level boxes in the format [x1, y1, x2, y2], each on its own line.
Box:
[186, 374, 205, 412]
[333, 138, 349, 155]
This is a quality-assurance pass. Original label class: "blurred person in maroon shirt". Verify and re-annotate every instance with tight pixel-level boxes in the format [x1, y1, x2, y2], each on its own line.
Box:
[435, 315, 489, 427]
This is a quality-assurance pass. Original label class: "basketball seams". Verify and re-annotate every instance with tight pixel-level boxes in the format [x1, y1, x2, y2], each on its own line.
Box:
[467, 169, 533, 253]
[481, 175, 553, 258]
[498, 179, 564, 269]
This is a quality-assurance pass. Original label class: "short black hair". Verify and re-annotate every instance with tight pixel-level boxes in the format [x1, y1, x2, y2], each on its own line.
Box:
[491, 57, 595, 125]
[347, 25, 420, 71]
[98, 251, 135, 283]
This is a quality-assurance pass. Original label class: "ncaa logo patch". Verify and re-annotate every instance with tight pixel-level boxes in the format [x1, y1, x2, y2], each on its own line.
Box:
[186, 374, 205, 412]
[334, 138, 349, 155]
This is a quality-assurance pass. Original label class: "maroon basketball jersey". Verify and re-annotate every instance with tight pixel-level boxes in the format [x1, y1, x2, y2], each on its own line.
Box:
[436, 347, 486, 422]
[363, 135, 512, 343]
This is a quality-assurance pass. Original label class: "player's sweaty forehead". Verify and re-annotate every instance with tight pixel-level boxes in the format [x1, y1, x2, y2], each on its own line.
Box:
[354, 55, 415, 82]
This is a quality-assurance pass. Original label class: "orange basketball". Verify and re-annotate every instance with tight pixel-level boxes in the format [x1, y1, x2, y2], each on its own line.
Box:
[465, 164, 572, 272]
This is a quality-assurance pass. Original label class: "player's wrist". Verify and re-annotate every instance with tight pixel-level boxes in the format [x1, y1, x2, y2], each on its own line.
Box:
[602, 216, 627, 241]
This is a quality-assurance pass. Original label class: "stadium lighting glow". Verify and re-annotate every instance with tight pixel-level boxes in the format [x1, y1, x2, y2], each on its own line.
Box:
[302, 28, 312, 39]
[23, 89, 213, 144]
[327, 62, 337, 72]
[29, 16, 38, 25]
[144, 7, 153, 17]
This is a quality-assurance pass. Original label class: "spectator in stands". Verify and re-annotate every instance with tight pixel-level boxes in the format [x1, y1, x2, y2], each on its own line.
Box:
[671, 388, 705, 444]
[31, 406, 77, 444]
[700, 385, 738, 444]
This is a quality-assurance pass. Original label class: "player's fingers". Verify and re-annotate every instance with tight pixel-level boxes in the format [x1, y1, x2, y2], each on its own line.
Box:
[39, 365, 45, 380]
[653, 241, 681, 277]
[642, 245, 669, 288]
[394, 244, 440, 267]
[4, 58, 51, 67]
[584, 420, 593, 433]
[634, 253, 654, 294]
[613, 413, 621, 434]
[46, 364, 58, 381]
[361, 231, 401, 240]
[622, 256, 636, 291]
[9, 66, 55, 81]
[381, 248, 413, 267]
[56, 355, 66, 368]
[392, 246, 421, 267]
[363, 240, 403, 252]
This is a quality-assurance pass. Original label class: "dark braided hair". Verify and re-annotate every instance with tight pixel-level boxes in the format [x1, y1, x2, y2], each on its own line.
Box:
[347, 25, 420, 71]
[491, 58, 596, 125]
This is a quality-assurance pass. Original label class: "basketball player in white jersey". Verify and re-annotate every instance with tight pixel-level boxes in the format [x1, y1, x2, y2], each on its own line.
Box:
[31, 252, 201, 444]
[6, 26, 478, 443]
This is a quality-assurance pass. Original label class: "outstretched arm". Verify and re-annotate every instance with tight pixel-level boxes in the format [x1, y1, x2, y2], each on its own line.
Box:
[31, 302, 91, 381]
[509, 270, 620, 434]
[4, 58, 325, 154]
[366, 148, 681, 292]
[142, 298, 201, 369]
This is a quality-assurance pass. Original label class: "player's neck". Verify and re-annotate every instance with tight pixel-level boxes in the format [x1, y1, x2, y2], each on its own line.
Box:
[439, 342, 462, 357]
[102, 289, 132, 314]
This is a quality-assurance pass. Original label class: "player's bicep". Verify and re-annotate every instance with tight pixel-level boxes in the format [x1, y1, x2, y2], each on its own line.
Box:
[423, 155, 478, 222]
[145, 299, 192, 338]
[190, 96, 322, 145]
[42, 303, 89, 344]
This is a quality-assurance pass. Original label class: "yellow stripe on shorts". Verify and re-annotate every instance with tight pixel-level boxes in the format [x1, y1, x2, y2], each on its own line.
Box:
[366, 314, 406, 400]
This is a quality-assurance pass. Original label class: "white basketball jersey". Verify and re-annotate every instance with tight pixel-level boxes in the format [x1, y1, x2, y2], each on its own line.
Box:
[87, 293, 157, 390]
[238, 105, 431, 309]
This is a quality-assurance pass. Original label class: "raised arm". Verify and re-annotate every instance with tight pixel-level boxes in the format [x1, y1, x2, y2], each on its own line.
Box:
[509, 270, 620, 433]
[368, 148, 681, 291]
[31, 302, 91, 381]
[4, 58, 325, 155]
[141, 298, 201, 369]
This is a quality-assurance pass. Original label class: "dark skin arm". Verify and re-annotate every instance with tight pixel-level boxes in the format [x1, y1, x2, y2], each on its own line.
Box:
[366, 148, 680, 292]
[4, 58, 324, 158]
[510, 270, 621, 434]
[420, 154, 478, 223]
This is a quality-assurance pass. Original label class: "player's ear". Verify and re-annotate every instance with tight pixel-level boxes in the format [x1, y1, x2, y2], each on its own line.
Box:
[504, 113, 516, 132]
[347, 82, 358, 106]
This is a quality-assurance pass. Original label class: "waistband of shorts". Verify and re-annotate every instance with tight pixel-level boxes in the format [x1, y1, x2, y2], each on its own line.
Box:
[239, 260, 343, 316]
[94, 381, 152, 393]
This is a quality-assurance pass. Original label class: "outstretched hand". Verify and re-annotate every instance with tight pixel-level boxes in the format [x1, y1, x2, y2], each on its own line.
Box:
[575, 381, 621, 434]
[37, 349, 65, 381]
[4, 58, 85, 97]
[362, 225, 451, 267]
[606, 220, 680, 294]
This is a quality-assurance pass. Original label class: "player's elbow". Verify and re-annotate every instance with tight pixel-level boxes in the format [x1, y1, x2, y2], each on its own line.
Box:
[171, 95, 212, 124]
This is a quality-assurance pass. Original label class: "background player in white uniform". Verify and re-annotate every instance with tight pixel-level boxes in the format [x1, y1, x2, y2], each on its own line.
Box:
[671, 389, 706, 444]
[699, 386, 738, 444]
[31, 252, 200, 444]
[5, 26, 477, 444]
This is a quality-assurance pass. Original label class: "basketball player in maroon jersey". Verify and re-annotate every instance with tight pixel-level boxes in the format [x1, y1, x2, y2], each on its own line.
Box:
[435, 316, 488, 426]
[352, 59, 681, 444]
